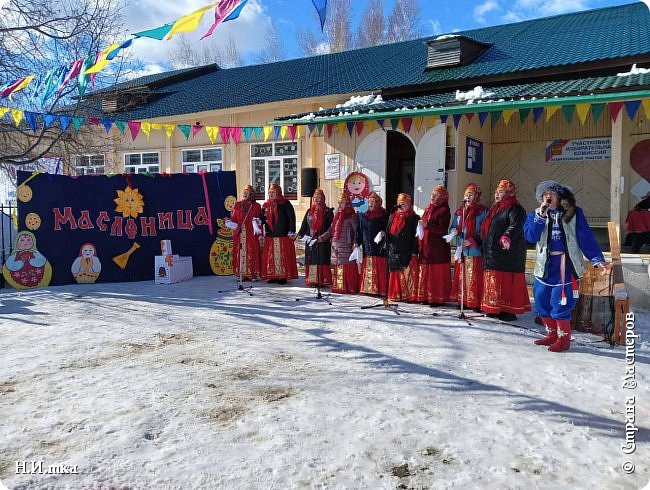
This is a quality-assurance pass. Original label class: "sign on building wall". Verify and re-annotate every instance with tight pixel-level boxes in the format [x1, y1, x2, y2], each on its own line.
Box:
[8, 170, 236, 288]
[545, 138, 611, 162]
[466, 136, 483, 174]
[324, 153, 340, 180]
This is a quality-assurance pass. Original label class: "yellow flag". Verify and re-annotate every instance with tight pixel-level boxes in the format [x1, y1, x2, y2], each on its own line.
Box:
[415, 117, 424, 132]
[9, 75, 35, 100]
[11, 109, 23, 126]
[337, 122, 346, 135]
[546, 106, 560, 122]
[263, 125, 272, 141]
[84, 43, 120, 75]
[425, 116, 438, 128]
[642, 99, 650, 119]
[205, 126, 219, 144]
[280, 125, 288, 139]
[0, 107, 9, 118]
[141, 122, 151, 138]
[151, 123, 163, 131]
[164, 124, 175, 139]
[576, 104, 590, 125]
[502, 109, 516, 125]
[296, 126, 301, 140]
[166, 3, 218, 40]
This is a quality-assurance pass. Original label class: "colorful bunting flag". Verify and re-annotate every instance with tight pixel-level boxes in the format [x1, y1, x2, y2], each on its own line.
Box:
[311, 0, 328, 30]
[562, 105, 574, 124]
[608, 101, 624, 122]
[502, 109, 516, 125]
[128, 121, 141, 140]
[518, 108, 530, 124]
[166, 3, 218, 40]
[207, 126, 219, 144]
[576, 104, 590, 125]
[58, 115, 71, 132]
[532, 107, 544, 124]
[346, 121, 354, 137]
[42, 114, 56, 129]
[72, 117, 85, 132]
[478, 112, 489, 127]
[273, 125, 281, 140]
[202, 0, 248, 40]
[624, 100, 641, 120]
[178, 124, 191, 140]
[401, 118, 412, 133]
[115, 120, 127, 134]
[134, 24, 173, 40]
[24, 111, 38, 131]
[545, 106, 560, 122]
[452, 113, 462, 129]
[11, 109, 23, 126]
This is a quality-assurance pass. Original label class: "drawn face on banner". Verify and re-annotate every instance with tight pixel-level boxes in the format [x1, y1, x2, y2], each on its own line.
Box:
[16, 232, 35, 251]
[224, 195, 236, 211]
[344, 172, 370, 199]
[80, 243, 97, 259]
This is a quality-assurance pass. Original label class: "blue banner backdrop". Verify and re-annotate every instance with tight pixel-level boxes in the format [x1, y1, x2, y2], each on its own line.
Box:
[15, 170, 237, 285]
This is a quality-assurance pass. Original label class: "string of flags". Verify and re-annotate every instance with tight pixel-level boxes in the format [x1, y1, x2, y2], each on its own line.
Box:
[1, 98, 649, 143]
[0, 0, 336, 106]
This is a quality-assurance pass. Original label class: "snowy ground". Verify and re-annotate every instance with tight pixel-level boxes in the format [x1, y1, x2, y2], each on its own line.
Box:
[0, 275, 648, 490]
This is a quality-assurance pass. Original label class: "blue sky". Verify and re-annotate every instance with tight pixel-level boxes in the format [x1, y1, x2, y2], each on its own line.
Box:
[125, 0, 639, 75]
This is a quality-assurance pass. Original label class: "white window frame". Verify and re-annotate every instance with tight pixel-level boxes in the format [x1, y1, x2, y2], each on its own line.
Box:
[250, 142, 299, 201]
[74, 154, 105, 176]
[181, 147, 223, 173]
[124, 152, 160, 174]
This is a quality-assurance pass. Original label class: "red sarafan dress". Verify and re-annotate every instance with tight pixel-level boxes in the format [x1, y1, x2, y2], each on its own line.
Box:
[261, 192, 299, 281]
[414, 201, 451, 305]
[320, 203, 360, 294]
[386, 207, 420, 302]
[230, 199, 262, 280]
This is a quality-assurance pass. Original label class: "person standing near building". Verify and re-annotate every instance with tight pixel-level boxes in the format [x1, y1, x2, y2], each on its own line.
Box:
[356, 192, 389, 296]
[228, 184, 262, 281]
[318, 193, 359, 294]
[298, 188, 334, 287]
[260, 183, 298, 284]
[386, 193, 420, 302]
[414, 185, 451, 306]
[480, 179, 531, 321]
[449, 183, 488, 311]
[525, 180, 607, 352]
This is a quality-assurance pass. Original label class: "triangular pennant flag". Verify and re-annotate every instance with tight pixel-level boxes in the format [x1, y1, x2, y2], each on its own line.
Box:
[202, 0, 247, 40]
[576, 104, 590, 125]
[390, 119, 399, 131]
[518, 108, 530, 125]
[232, 127, 242, 144]
[608, 102, 624, 122]
[415, 117, 424, 132]
[490, 111, 501, 127]
[263, 125, 273, 141]
[86, 117, 100, 126]
[280, 125, 288, 139]
[11, 109, 23, 126]
[296, 126, 302, 140]
[546, 106, 560, 122]
[151, 123, 162, 132]
[206, 126, 219, 144]
[163, 124, 175, 139]
[288, 125, 297, 141]
[346, 121, 355, 137]
[452, 113, 462, 129]
[141, 122, 151, 138]
[178, 124, 191, 140]
[532, 107, 544, 124]
[192, 125, 203, 138]
[478, 112, 489, 127]
[219, 126, 230, 143]
[101, 118, 113, 134]
[243, 127, 254, 141]
[336, 122, 346, 135]
[401, 117, 412, 133]
[42, 114, 56, 129]
[440, 115, 448, 124]
[254, 126, 263, 140]
[84, 42, 120, 75]
[465, 113, 475, 124]
[166, 2, 218, 40]
[376, 119, 385, 129]
[0, 107, 9, 119]
[502, 109, 516, 125]
[561, 105, 574, 124]
[355, 121, 364, 136]
[134, 24, 173, 40]
[115, 120, 127, 134]
[642, 100, 650, 119]
[127, 121, 141, 140]
[311, 0, 328, 30]
[58, 115, 71, 132]
[273, 125, 281, 140]
[72, 117, 84, 132]
[624, 100, 641, 121]
[307, 123, 316, 136]
[24, 111, 38, 131]
[315, 123, 323, 136]
[326, 124, 333, 138]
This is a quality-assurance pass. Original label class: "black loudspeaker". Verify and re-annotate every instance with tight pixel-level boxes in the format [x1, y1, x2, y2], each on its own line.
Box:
[301, 168, 318, 197]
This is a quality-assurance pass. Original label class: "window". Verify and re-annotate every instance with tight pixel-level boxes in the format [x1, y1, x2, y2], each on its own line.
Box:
[182, 147, 223, 173]
[124, 152, 160, 174]
[75, 154, 105, 175]
[251, 142, 299, 200]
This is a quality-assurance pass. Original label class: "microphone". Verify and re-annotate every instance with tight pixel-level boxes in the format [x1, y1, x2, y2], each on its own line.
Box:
[462, 198, 468, 203]
[391, 204, 399, 212]
[540, 197, 552, 214]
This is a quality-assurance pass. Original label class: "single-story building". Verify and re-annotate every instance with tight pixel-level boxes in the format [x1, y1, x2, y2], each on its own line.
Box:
[77, 2, 650, 244]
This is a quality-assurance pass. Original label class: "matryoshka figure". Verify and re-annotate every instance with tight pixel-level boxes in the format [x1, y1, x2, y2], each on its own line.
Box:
[344, 172, 370, 214]
[71, 243, 102, 283]
[3, 230, 52, 289]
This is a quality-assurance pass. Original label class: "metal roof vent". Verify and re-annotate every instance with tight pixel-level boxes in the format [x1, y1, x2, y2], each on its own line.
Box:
[425, 35, 490, 69]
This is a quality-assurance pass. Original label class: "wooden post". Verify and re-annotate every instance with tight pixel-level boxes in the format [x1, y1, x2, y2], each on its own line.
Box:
[608, 221, 630, 345]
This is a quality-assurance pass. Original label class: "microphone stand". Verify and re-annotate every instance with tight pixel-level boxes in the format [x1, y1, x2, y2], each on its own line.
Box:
[236, 199, 255, 295]
[312, 238, 332, 305]
[361, 209, 400, 315]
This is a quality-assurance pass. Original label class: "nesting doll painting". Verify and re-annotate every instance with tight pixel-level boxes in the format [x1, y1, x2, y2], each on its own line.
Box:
[210, 195, 236, 275]
[2, 230, 52, 289]
[344, 172, 371, 214]
[71, 243, 102, 283]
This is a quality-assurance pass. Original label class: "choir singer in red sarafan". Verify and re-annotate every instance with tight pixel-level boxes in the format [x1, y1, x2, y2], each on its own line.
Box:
[228, 184, 262, 281]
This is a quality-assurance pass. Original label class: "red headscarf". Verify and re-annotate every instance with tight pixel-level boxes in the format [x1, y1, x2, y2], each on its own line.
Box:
[455, 183, 487, 239]
[263, 183, 287, 231]
[331, 193, 355, 239]
[422, 185, 448, 222]
[365, 191, 387, 220]
[308, 188, 326, 233]
[390, 193, 414, 235]
[480, 180, 520, 238]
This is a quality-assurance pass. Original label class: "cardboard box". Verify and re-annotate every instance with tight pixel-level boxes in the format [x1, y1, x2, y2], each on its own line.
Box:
[160, 239, 173, 256]
[154, 255, 193, 284]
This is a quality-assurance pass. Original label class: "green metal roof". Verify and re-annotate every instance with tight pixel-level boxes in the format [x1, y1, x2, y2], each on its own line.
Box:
[87, 2, 650, 122]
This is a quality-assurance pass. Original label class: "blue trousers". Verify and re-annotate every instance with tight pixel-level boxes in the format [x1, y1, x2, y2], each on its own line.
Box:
[533, 278, 576, 320]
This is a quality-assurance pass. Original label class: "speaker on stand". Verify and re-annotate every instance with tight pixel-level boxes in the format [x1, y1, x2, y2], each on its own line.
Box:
[301, 168, 318, 197]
